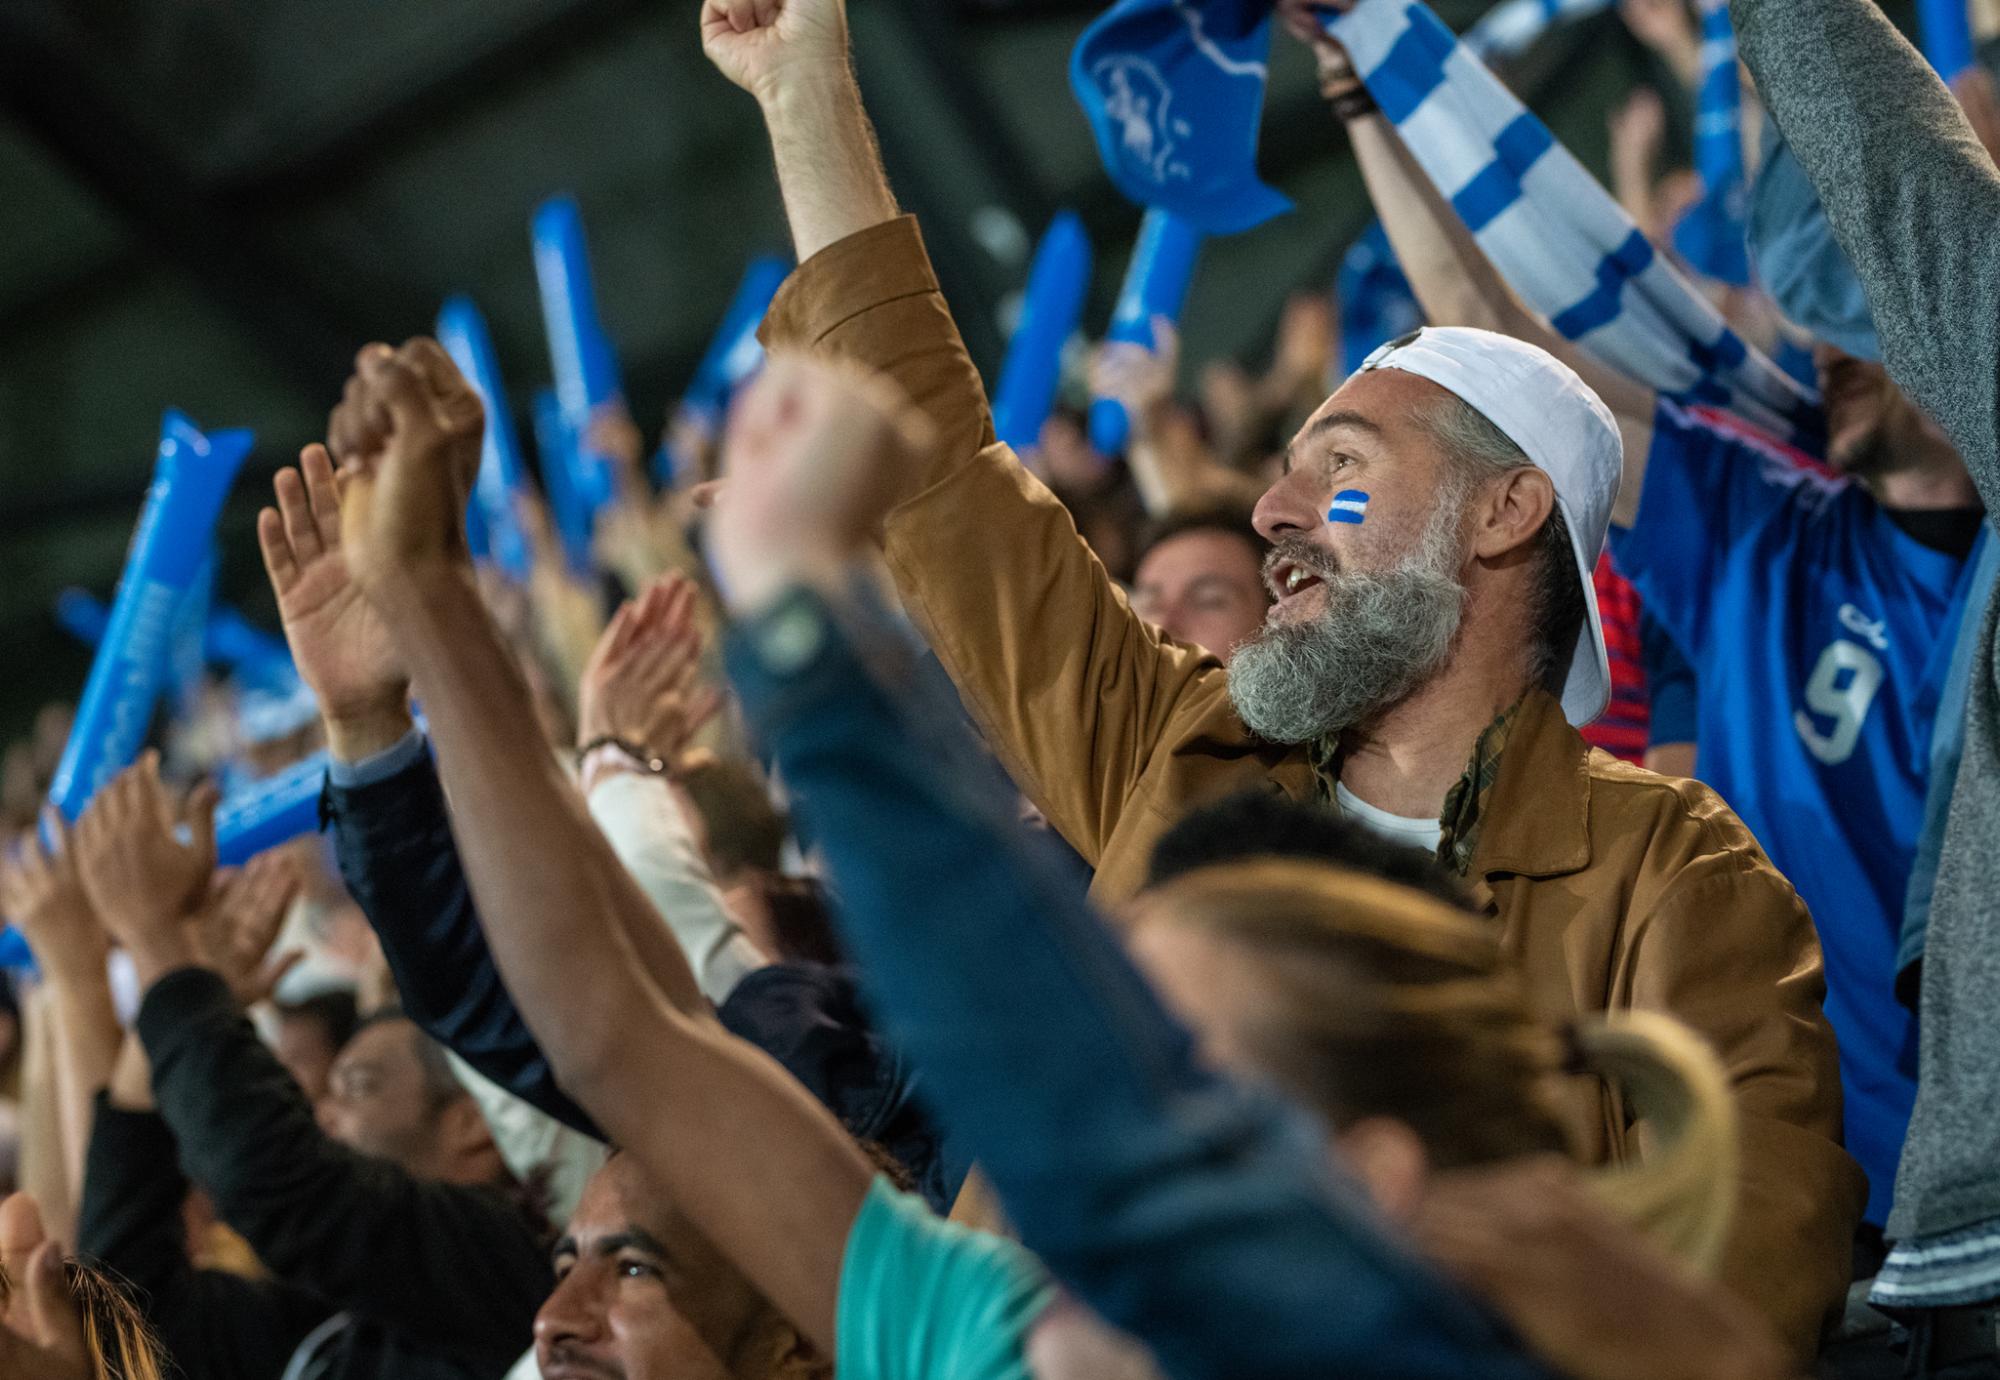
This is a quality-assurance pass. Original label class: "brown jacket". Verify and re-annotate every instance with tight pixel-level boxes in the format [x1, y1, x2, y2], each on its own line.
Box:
[762, 214, 1864, 1357]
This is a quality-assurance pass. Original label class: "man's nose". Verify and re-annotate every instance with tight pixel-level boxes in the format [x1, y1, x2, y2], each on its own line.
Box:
[1254, 468, 1324, 543]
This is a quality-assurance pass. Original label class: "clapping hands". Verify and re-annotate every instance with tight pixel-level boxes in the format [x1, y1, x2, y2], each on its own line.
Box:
[578, 575, 725, 761]
[70, 755, 218, 991]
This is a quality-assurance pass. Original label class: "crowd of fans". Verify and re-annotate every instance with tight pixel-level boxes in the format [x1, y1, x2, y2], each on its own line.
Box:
[1, 0, 1998, 1374]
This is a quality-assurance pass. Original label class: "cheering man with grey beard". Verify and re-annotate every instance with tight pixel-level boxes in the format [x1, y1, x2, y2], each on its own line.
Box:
[701, 0, 1858, 1355]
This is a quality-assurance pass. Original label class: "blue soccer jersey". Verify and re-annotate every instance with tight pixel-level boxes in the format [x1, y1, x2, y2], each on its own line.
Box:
[1611, 400, 1978, 1227]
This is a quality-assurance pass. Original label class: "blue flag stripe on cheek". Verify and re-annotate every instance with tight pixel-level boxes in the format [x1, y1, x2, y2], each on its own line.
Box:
[1327, 490, 1371, 525]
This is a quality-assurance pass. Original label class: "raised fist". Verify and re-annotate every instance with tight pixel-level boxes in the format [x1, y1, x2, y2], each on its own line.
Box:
[706, 353, 932, 613]
[325, 338, 484, 601]
[700, 0, 851, 105]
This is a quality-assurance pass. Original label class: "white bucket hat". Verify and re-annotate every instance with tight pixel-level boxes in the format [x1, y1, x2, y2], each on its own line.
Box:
[1357, 326, 1622, 726]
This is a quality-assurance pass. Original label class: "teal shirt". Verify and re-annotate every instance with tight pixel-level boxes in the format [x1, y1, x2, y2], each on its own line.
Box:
[837, 1176, 1055, 1380]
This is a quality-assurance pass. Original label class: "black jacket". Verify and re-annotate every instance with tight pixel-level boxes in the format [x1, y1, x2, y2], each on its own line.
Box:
[80, 968, 550, 1380]
[323, 748, 964, 1211]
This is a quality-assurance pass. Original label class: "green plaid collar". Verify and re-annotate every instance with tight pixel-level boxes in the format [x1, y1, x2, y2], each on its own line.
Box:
[1312, 698, 1524, 877]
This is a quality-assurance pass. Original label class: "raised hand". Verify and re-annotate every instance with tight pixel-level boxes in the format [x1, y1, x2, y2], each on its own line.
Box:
[0, 1195, 91, 1380]
[259, 443, 410, 751]
[1089, 317, 1180, 436]
[577, 575, 725, 759]
[706, 353, 934, 614]
[71, 754, 218, 989]
[325, 338, 485, 608]
[1268, 293, 1335, 398]
[190, 852, 305, 1009]
[1608, 86, 1667, 168]
[700, 0, 851, 105]
[1276, 0, 1361, 96]
[0, 812, 106, 986]
[1617, 0, 1699, 87]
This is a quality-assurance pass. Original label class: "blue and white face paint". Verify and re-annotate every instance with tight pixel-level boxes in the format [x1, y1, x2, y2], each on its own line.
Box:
[1326, 490, 1371, 525]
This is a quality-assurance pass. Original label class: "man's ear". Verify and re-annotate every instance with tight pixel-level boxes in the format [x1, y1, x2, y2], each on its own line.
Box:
[1468, 466, 1556, 564]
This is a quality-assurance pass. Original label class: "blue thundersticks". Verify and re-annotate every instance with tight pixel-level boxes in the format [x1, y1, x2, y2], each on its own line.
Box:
[993, 211, 1095, 453]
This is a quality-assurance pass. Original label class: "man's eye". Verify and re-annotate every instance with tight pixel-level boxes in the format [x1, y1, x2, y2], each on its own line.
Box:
[618, 1259, 661, 1281]
[552, 1258, 576, 1283]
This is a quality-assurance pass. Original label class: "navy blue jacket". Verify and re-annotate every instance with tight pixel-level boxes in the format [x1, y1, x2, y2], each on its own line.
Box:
[725, 586, 1554, 1380]
[323, 751, 963, 1213]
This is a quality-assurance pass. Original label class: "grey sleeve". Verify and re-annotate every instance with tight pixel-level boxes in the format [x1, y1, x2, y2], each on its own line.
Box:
[1732, 0, 2000, 502]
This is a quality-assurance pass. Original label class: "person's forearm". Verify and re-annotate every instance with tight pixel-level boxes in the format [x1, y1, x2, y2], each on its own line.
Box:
[384, 570, 706, 1036]
[729, 588, 1547, 1380]
[1611, 147, 1659, 237]
[1732, 0, 2000, 492]
[376, 567, 866, 1348]
[330, 750, 601, 1134]
[325, 703, 417, 763]
[760, 74, 901, 264]
[108, 1031, 154, 1113]
[42, 971, 121, 1200]
[15, 986, 75, 1238]
[1348, 105, 1658, 520]
[1125, 433, 1182, 520]
[1348, 112, 1538, 340]
[77, 1089, 201, 1335]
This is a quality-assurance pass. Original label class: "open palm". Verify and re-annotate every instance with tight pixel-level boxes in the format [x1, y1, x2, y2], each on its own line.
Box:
[257, 443, 407, 719]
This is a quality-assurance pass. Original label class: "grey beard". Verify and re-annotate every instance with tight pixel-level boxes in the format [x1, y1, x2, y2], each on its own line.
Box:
[1227, 508, 1469, 745]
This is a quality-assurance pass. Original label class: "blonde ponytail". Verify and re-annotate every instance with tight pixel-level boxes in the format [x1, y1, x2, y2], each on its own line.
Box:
[1141, 859, 1741, 1276]
[1572, 1011, 1739, 1276]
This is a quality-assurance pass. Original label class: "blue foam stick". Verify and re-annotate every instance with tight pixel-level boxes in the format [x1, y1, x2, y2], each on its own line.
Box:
[685, 256, 791, 423]
[0, 740, 325, 971]
[1917, 0, 1975, 79]
[54, 588, 111, 646]
[993, 211, 1095, 453]
[1088, 208, 1204, 457]
[57, 592, 296, 690]
[46, 413, 252, 821]
[463, 471, 494, 562]
[657, 255, 793, 488]
[214, 749, 330, 867]
[531, 196, 622, 523]
[438, 295, 536, 582]
[205, 607, 298, 692]
[7, 415, 252, 968]
[532, 388, 595, 575]
[167, 552, 218, 712]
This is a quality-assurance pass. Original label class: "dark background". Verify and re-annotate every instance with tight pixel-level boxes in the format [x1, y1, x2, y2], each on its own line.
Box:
[0, 0, 1794, 740]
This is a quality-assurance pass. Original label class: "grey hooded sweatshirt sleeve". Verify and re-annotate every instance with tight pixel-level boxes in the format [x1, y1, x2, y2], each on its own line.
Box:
[1728, 0, 2000, 1249]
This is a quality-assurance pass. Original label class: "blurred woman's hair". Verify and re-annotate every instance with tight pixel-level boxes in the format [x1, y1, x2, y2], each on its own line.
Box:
[1137, 859, 1738, 1274]
[0, 1254, 170, 1380]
